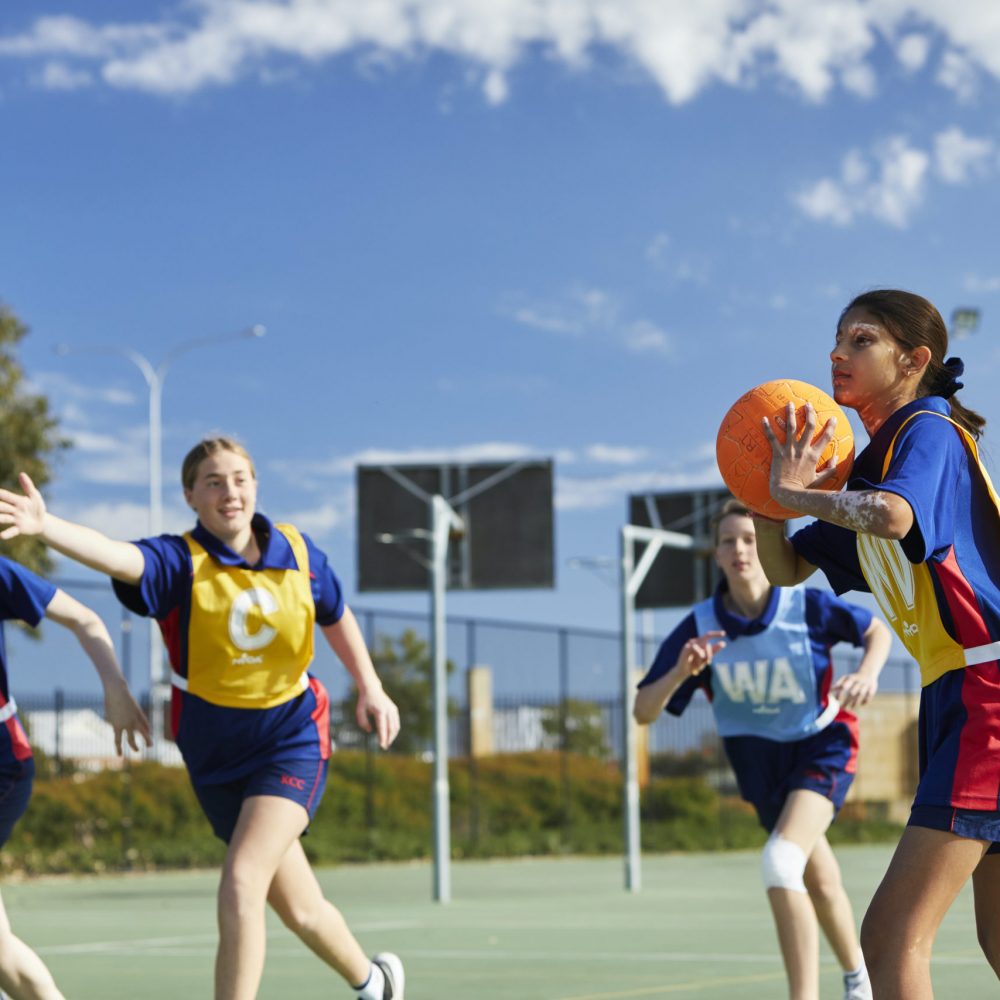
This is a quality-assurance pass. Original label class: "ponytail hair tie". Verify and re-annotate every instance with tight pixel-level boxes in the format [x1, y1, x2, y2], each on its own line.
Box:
[935, 356, 965, 399]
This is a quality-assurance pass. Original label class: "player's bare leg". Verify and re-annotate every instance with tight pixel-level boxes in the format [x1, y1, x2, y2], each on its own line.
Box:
[861, 825, 985, 999]
[0, 892, 65, 1000]
[267, 838, 370, 985]
[215, 795, 310, 1000]
[971, 849, 1000, 979]
[766, 790, 837, 1000]
[803, 835, 862, 969]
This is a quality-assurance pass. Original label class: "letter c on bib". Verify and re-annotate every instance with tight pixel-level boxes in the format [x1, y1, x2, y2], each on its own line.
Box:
[229, 587, 279, 651]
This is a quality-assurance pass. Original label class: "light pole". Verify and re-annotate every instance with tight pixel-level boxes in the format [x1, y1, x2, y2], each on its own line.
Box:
[55, 325, 266, 749]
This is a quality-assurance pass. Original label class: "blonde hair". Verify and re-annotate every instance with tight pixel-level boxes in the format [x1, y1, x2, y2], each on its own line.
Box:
[710, 497, 751, 546]
[181, 436, 256, 491]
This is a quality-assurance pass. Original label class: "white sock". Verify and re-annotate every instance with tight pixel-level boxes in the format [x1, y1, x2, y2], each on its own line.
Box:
[356, 962, 386, 1000]
[844, 962, 868, 982]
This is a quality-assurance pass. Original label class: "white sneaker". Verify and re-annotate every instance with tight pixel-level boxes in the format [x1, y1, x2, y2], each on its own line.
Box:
[373, 952, 405, 1000]
[843, 970, 873, 1000]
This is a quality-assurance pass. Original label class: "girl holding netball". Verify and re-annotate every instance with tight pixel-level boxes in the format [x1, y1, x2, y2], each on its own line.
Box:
[0, 554, 149, 999]
[754, 288, 1000, 998]
[0, 438, 404, 1000]
[635, 498, 889, 1000]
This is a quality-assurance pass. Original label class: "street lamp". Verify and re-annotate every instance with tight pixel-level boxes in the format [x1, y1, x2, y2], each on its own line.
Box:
[55, 324, 266, 749]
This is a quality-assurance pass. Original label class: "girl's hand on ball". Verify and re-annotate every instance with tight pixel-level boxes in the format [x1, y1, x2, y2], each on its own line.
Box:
[763, 402, 841, 501]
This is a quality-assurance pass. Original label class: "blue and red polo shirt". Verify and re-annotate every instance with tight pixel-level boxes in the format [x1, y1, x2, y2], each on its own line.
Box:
[113, 513, 343, 784]
[0, 556, 56, 763]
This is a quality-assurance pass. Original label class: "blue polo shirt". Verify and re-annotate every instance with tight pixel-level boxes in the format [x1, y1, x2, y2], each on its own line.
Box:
[0, 556, 57, 762]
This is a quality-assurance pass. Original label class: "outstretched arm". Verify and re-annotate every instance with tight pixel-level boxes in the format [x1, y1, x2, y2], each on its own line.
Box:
[321, 605, 401, 750]
[44, 589, 151, 754]
[633, 631, 726, 726]
[832, 617, 893, 710]
[0, 473, 144, 584]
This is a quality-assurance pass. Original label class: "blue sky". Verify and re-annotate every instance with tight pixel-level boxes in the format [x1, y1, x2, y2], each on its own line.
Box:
[2, 1, 1000, 694]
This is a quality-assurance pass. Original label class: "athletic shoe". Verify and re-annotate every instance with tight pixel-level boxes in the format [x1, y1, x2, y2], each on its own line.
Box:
[843, 970, 872, 1000]
[373, 952, 405, 1000]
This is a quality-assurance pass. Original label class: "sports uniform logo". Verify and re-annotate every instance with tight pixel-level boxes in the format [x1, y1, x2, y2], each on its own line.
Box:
[713, 657, 807, 710]
[281, 774, 306, 791]
[857, 534, 916, 633]
[228, 587, 279, 655]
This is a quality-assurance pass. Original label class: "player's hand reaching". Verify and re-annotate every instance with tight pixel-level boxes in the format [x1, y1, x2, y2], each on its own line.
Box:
[677, 631, 727, 678]
[356, 684, 402, 750]
[832, 670, 878, 710]
[103, 679, 153, 755]
[0, 472, 47, 540]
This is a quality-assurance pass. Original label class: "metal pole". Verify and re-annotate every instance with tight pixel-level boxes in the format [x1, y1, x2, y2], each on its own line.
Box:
[620, 527, 641, 892]
[147, 371, 167, 751]
[430, 495, 452, 903]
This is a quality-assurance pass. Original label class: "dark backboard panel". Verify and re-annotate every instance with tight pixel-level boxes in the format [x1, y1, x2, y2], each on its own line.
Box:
[357, 460, 554, 592]
[628, 488, 731, 608]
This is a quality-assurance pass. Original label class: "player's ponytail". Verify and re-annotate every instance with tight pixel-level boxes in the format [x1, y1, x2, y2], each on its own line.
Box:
[841, 289, 987, 440]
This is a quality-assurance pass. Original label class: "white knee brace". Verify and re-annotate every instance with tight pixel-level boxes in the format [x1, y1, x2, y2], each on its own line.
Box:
[761, 834, 807, 894]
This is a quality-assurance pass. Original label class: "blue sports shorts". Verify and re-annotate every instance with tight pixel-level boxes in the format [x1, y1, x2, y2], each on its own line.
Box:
[909, 804, 1000, 855]
[0, 757, 34, 848]
[724, 720, 857, 833]
[191, 757, 329, 843]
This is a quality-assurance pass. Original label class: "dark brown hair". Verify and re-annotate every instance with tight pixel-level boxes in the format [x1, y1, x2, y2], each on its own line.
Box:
[181, 436, 256, 491]
[841, 289, 985, 439]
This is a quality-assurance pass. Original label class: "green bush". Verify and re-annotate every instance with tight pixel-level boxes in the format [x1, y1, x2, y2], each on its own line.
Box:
[0, 751, 903, 874]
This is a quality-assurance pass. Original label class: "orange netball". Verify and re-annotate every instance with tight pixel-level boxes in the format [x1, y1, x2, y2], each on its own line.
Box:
[716, 379, 855, 521]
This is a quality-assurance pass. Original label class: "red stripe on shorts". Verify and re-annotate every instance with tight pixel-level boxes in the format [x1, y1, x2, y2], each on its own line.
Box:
[5, 715, 31, 762]
[309, 677, 331, 759]
[953, 661, 1000, 809]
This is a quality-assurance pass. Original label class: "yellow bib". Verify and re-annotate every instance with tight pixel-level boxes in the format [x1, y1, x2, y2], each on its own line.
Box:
[856, 411, 1000, 687]
[182, 523, 315, 708]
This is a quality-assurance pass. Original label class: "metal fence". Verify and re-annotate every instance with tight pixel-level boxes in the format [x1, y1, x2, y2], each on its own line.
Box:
[14, 585, 922, 855]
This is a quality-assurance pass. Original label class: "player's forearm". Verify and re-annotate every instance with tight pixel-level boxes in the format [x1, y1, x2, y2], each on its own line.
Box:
[41, 514, 144, 584]
[633, 666, 688, 725]
[753, 520, 813, 586]
[322, 607, 384, 695]
[769, 487, 913, 540]
[857, 619, 893, 680]
[66, 607, 130, 691]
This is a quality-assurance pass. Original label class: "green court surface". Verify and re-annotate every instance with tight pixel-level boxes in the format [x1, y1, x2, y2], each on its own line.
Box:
[5, 847, 996, 999]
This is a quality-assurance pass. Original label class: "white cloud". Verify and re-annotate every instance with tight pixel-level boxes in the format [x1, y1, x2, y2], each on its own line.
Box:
[271, 441, 565, 481]
[795, 135, 930, 228]
[279, 501, 345, 537]
[3, 2, 1000, 104]
[556, 466, 722, 511]
[585, 444, 648, 465]
[65, 500, 189, 538]
[936, 48, 979, 101]
[964, 274, 1000, 293]
[933, 126, 996, 183]
[797, 124, 1000, 228]
[31, 371, 137, 407]
[35, 60, 92, 89]
[510, 285, 673, 358]
[896, 32, 930, 72]
[63, 424, 149, 486]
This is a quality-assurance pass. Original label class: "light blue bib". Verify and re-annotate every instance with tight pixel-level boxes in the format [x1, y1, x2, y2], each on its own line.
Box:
[693, 587, 839, 742]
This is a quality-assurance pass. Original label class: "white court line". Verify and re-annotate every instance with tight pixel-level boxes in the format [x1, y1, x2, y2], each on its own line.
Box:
[38, 938, 991, 970]
[37, 921, 420, 957]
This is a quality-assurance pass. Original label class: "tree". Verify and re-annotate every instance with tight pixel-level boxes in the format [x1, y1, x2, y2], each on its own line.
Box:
[540, 698, 610, 759]
[338, 629, 457, 755]
[0, 305, 66, 575]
